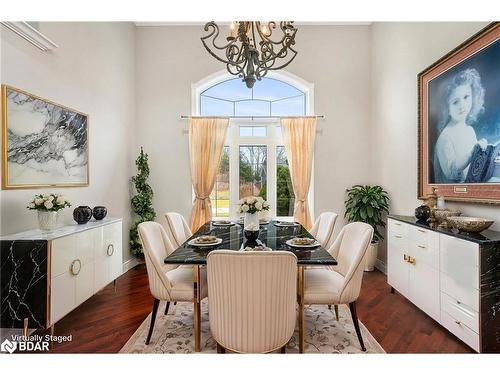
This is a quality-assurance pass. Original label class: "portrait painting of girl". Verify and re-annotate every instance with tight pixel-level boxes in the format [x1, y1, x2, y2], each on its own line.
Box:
[428, 38, 500, 185]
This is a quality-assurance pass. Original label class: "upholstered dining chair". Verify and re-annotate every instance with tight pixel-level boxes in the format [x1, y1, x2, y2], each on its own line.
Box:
[138, 221, 208, 345]
[309, 212, 338, 248]
[207, 250, 298, 353]
[304, 222, 373, 351]
[164, 212, 193, 248]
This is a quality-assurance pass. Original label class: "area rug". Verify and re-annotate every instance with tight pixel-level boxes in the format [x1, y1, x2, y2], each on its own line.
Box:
[120, 300, 385, 354]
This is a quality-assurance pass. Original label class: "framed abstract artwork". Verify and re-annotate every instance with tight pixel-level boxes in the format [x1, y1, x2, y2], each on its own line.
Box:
[1, 85, 89, 189]
[418, 22, 500, 204]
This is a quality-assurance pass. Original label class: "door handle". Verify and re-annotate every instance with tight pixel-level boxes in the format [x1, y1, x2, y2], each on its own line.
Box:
[107, 244, 115, 256]
[70, 259, 82, 276]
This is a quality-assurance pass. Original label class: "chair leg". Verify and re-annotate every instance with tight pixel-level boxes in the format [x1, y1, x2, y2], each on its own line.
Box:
[328, 304, 332, 310]
[164, 301, 170, 315]
[280, 345, 286, 353]
[174, 301, 177, 305]
[334, 305, 339, 321]
[348, 301, 366, 352]
[146, 298, 160, 345]
[216, 343, 226, 353]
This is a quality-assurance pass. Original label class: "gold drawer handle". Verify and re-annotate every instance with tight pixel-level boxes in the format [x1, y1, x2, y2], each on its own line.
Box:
[394, 235, 403, 239]
[417, 245, 426, 249]
[455, 320, 461, 325]
[394, 222, 401, 226]
[417, 229, 426, 233]
[107, 244, 115, 256]
[70, 259, 82, 276]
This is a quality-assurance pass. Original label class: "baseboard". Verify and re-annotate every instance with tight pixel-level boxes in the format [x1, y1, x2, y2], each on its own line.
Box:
[375, 259, 387, 274]
[122, 257, 142, 273]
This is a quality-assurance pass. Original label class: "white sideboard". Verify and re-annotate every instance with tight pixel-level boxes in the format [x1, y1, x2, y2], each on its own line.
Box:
[1, 218, 123, 330]
[387, 215, 500, 353]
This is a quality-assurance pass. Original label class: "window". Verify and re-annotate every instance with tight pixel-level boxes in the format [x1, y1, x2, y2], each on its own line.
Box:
[196, 74, 313, 218]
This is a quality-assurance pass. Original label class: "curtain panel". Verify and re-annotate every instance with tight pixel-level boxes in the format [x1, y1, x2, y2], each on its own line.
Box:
[280, 117, 317, 229]
[188, 117, 229, 232]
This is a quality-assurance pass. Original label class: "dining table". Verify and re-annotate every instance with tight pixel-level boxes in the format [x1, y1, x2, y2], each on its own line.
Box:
[164, 219, 338, 353]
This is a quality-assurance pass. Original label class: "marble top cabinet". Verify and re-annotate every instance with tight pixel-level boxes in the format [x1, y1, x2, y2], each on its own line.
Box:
[1, 218, 123, 330]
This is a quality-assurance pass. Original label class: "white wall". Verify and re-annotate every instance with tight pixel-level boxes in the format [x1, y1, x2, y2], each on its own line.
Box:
[0, 22, 136, 261]
[135, 25, 373, 232]
[370, 22, 496, 264]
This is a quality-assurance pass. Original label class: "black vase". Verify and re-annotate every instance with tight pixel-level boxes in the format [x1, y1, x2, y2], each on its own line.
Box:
[92, 206, 107, 220]
[244, 229, 260, 243]
[73, 206, 93, 224]
[415, 205, 431, 222]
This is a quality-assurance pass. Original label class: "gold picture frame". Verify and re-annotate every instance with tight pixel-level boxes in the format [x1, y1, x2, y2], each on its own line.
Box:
[1, 84, 90, 190]
[417, 22, 500, 204]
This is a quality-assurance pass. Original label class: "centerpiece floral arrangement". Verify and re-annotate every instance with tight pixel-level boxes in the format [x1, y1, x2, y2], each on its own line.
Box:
[236, 196, 270, 214]
[237, 196, 270, 233]
[27, 193, 71, 230]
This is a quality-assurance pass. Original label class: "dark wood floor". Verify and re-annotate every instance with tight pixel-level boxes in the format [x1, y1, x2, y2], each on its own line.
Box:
[47, 264, 472, 353]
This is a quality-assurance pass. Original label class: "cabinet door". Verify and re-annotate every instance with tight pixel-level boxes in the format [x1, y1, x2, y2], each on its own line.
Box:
[103, 222, 123, 283]
[408, 258, 440, 322]
[75, 261, 94, 306]
[51, 236, 76, 278]
[50, 271, 75, 324]
[387, 230, 409, 297]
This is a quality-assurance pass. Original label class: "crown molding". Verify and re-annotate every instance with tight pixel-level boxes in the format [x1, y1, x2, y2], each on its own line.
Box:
[1, 22, 58, 51]
[134, 21, 372, 27]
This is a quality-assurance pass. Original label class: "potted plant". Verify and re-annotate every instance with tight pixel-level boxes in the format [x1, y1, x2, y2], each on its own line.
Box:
[130, 147, 156, 257]
[27, 193, 71, 231]
[344, 185, 390, 271]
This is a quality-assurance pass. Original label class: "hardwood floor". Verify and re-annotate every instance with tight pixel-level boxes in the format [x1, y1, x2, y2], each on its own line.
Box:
[46, 264, 473, 353]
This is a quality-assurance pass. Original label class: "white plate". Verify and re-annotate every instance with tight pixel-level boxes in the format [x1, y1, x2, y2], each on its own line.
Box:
[286, 238, 320, 248]
[212, 221, 236, 227]
[274, 221, 300, 227]
[188, 237, 223, 247]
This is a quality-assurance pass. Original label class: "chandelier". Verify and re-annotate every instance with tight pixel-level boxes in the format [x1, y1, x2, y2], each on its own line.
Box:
[201, 21, 298, 88]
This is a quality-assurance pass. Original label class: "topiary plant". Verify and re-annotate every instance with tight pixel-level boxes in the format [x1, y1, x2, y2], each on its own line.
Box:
[344, 185, 390, 242]
[130, 147, 156, 257]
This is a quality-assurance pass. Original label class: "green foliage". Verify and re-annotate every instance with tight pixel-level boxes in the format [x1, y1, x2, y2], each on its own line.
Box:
[344, 185, 390, 242]
[130, 147, 156, 257]
[276, 164, 293, 216]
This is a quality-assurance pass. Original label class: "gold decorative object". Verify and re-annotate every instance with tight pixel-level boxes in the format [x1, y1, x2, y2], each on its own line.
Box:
[433, 209, 461, 229]
[446, 216, 494, 233]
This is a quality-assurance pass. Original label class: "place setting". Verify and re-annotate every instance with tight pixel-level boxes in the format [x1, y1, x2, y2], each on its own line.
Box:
[187, 235, 223, 248]
[285, 237, 320, 249]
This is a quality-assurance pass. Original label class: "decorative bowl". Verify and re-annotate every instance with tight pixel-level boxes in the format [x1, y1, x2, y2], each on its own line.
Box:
[446, 216, 494, 233]
[433, 209, 461, 226]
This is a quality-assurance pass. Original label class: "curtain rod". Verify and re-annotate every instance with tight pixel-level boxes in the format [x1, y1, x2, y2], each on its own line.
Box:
[180, 115, 325, 120]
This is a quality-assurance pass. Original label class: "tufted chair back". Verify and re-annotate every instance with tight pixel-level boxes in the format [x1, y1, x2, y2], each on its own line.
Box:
[207, 250, 298, 353]
[164, 212, 193, 248]
[327, 222, 373, 304]
[309, 212, 338, 248]
[138, 221, 178, 301]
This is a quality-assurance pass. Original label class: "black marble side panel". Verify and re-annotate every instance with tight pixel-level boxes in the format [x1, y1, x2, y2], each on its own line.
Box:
[0, 240, 48, 329]
[480, 241, 500, 353]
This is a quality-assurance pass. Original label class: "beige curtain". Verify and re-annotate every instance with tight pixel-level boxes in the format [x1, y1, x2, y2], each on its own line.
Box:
[281, 117, 317, 229]
[188, 117, 229, 232]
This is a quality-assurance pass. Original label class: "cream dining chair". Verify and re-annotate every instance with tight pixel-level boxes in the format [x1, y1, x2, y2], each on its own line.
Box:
[164, 212, 193, 248]
[309, 212, 338, 248]
[304, 222, 373, 351]
[207, 250, 298, 353]
[138, 221, 208, 345]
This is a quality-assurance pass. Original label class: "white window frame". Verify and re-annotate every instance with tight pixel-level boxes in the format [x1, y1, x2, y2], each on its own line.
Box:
[192, 70, 315, 220]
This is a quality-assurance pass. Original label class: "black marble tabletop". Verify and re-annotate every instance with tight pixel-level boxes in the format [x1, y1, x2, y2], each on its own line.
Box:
[164, 220, 338, 265]
[389, 215, 500, 245]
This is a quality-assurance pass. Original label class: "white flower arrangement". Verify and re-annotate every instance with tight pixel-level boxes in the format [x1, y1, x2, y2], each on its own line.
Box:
[236, 196, 270, 214]
[27, 193, 71, 212]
